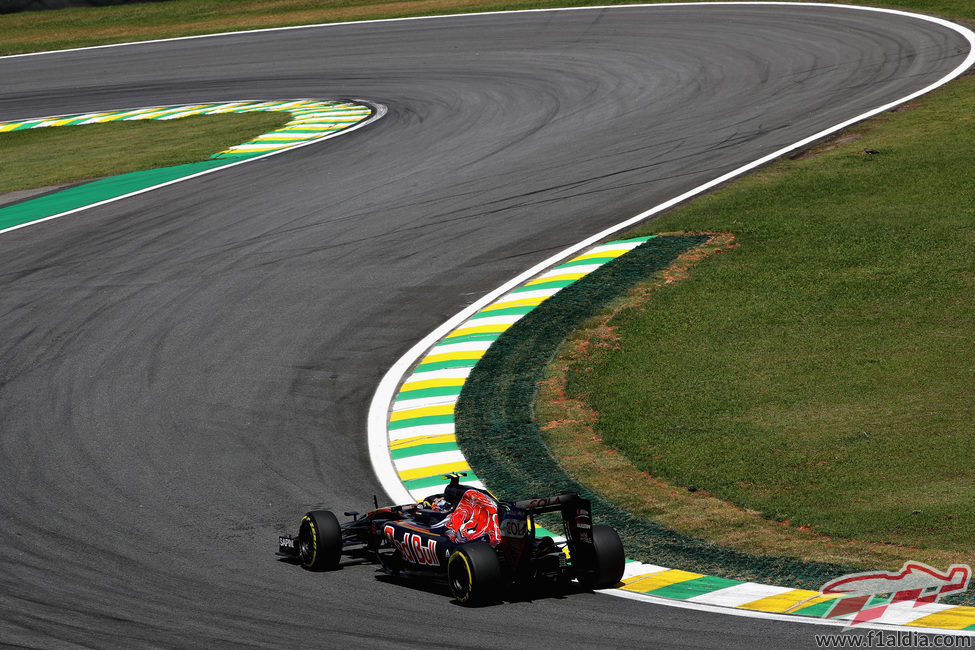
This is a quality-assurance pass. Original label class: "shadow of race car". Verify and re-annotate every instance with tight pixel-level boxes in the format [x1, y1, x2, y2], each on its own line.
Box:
[277, 473, 625, 604]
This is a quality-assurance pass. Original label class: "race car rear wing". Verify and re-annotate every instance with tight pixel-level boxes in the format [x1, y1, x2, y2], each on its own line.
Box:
[499, 492, 596, 573]
[511, 493, 588, 514]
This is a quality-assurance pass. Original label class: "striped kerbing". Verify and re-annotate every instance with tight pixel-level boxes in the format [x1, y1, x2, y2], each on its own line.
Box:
[0, 99, 373, 159]
[384, 235, 975, 632]
[386, 236, 654, 497]
[0, 99, 378, 234]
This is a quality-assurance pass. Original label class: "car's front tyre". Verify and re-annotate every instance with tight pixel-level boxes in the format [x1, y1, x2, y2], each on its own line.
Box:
[298, 510, 342, 571]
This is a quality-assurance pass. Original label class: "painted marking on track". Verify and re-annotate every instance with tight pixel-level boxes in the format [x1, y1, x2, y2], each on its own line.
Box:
[0, 99, 383, 235]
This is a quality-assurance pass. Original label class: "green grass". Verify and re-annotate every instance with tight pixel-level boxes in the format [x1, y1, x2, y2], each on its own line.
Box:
[0, 112, 288, 195]
[564, 74, 975, 554]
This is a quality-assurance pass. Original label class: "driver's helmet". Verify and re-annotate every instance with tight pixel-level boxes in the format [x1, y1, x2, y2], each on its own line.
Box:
[429, 496, 451, 512]
[420, 494, 451, 512]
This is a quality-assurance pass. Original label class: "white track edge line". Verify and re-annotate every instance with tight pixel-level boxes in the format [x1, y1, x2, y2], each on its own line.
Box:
[362, 2, 975, 629]
[0, 100, 386, 237]
[0, 2, 969, 62]
[369, 0, 975, 505]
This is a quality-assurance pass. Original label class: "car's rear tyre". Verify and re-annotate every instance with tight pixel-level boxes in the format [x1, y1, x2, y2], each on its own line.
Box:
[447, 543, 502, 604]
[579, 525, 625, 589]
[298, 510, 342, 571]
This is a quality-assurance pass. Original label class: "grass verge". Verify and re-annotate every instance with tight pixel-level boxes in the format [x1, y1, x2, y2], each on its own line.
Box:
[457, 234, 879, 597]
[0, 112, 289, 195]
[538, 234, 970, 571]
[548, 73, 975, 567]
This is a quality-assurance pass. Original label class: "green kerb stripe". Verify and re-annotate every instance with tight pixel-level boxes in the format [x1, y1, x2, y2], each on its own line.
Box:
[555, 256, 619, 268]
[388, 413, 455, 431]
[390, 442, 460, 460]
[790, 596, 888, 618]
[414, 358, 479, 373]
[788, 600, 837, 618]
[513, 279, 575, 292]
[646, 575, 744, 600]
[471, 306, 536, 318]
[395, 385, 463, 401]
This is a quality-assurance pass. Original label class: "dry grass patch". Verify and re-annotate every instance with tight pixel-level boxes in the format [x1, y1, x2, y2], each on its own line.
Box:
[537, 232, 967, 571]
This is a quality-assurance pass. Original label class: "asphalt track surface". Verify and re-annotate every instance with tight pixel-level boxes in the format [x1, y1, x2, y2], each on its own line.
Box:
[0, 4, 970, 648]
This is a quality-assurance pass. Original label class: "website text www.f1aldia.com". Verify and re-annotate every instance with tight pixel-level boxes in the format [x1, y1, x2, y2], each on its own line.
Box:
[815, 630, 973, 648]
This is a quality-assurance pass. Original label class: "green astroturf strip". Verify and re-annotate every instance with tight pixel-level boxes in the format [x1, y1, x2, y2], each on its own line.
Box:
[388, 414, 456, 430]
[403, 472, 481, 491]
[211, 150, 266, 159]
[471, 306, 536, 318]
[390, 442, 461, 460]
[645, 575, 744, 600]
[395, 385, 464, 401]
[0, 159, 231, 231]
[414, 358, 480, 372]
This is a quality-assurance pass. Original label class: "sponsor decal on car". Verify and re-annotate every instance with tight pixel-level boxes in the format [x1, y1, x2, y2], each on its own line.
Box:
[500, 507, 529, 567]
[445, 490, 501, 545]
[384, 524, 440, 566]
[500, 515, 528, 539]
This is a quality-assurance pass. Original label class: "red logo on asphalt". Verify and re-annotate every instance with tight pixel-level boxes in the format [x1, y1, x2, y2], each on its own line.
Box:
[819, 561, 971, 626]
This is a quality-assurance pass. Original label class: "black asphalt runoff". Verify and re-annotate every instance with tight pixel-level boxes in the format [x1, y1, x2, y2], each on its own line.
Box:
[0, 5, 969, 647]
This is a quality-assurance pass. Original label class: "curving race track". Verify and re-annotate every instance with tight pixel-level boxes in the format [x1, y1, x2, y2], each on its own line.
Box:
[1, 4, 971, 647]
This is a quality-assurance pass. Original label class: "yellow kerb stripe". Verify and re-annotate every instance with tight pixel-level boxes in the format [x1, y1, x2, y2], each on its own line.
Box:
[398, 461, 470, 481]
[389, 403, 455, 422]
[420, 350, 486, 365]
[400, 377, 467, 392]
[567, 248, 632, 262]
[391, 434, 457, 450]
[907, 606, 975, 630]
[447, 323, 512, 338]
[621, 569, 704, 593]
[737, 589, 827, 613]
[480, 297, 548, 312]
[525, 272, 588, 286]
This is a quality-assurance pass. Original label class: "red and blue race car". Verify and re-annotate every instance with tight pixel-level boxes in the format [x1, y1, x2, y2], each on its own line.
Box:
[277, 473, 625, 604]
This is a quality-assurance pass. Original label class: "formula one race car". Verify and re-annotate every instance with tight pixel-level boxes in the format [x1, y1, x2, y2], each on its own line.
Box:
[277, 473, 625, 604]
